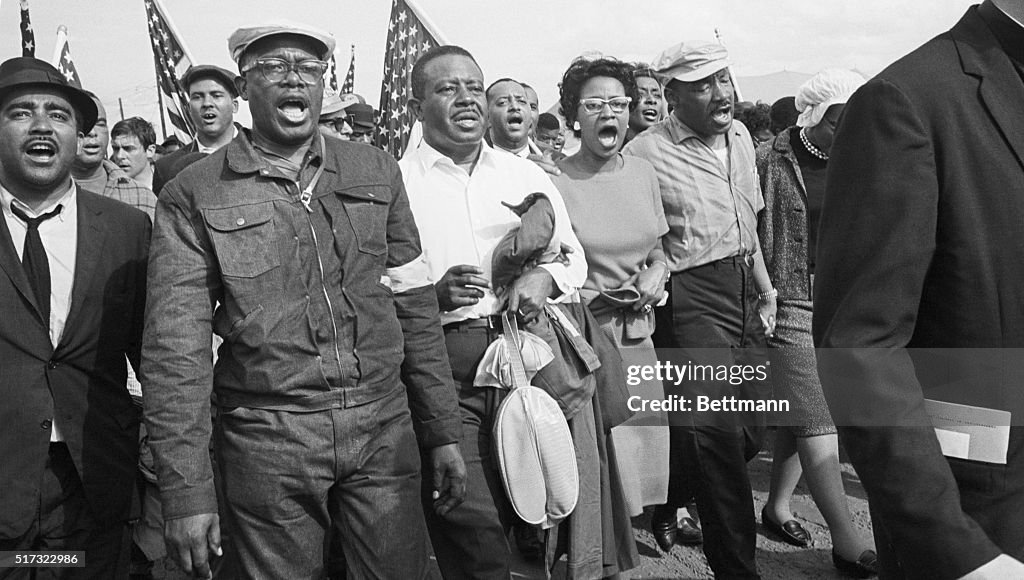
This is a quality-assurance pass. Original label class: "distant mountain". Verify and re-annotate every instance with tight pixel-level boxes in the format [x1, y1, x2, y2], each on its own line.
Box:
[736, 70, 814, 104]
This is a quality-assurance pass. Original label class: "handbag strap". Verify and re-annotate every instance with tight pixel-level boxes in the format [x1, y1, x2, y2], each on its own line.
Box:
[501, 311, 530, 390]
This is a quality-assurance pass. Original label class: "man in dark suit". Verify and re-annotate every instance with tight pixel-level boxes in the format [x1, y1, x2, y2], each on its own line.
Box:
[815, 1, 1024, 578]
[0, 57, 150, 577]
[151, 64, 240, 195]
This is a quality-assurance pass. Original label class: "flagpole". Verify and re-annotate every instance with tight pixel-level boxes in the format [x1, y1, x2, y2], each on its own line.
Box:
[50, 25, 66, 67]
[152, 0, 196, 64]
[156, 80, 168, 139]
[404, 0, 449, 45]
[715, 27, 743, 102]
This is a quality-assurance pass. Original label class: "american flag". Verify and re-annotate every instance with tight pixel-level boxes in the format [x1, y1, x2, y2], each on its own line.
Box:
[376, 0, 447, 159]
[19, 0, 35, 57]
[52, 26, 83, 89]
[341, 45, 355, 95]
[144, 0, 194, 138]
[325, 54, 339, 94]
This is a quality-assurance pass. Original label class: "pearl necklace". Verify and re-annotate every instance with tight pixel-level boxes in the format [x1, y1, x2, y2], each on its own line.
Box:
[799, 127, 829, 161]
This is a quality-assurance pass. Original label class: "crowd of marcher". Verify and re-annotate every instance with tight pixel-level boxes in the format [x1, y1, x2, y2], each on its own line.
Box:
[2, 2, 1024, 579]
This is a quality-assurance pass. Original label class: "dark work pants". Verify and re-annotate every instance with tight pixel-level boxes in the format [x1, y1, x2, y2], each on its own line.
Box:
[652, 256, 769, 580]
[0, 443, 128, 580]
[423, 322, 513, 580]
[214, 387, 430, 580]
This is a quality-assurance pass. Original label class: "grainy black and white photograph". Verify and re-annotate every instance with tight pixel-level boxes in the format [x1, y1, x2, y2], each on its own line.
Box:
[0, 0, 1021, 578]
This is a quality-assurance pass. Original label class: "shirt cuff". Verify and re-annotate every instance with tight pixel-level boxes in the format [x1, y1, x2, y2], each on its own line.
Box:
[160, 484, 219, 521]
[538, 262, 576, 303]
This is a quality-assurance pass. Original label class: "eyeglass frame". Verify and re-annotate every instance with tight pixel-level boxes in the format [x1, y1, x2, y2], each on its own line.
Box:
[241, 58, 329, 84]
[318, 117, 352, 134]
[578, 96, 633, 115]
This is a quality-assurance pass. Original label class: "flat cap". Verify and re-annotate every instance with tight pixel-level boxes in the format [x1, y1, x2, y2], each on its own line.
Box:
[0, 57, 97, 132]
[180, 64, 240, 97]
[651, 41, 731, 83]
[228, 20, 336, 63]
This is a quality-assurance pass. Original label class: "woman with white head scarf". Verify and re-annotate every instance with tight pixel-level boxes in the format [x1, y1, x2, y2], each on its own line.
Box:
[756, 69, 879, 578]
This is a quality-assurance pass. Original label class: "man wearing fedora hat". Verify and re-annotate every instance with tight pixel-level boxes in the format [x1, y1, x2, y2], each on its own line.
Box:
[152, 64, 241, 195]
[624, 41, 777, 578]
[142, 21, 465, 579]
[0, 56, 151, 577]
[345, 103, 376, 144]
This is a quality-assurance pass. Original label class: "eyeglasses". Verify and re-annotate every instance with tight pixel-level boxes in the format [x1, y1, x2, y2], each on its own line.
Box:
[242, 58, 328, 84]
[318, 118, 351, 134]
[578, 96, 632, 115]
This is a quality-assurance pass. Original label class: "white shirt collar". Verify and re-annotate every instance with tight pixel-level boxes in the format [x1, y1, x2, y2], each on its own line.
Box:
[196, 125, 239, 155]
[413, 139, 499, 174]
[1, 181, 77, 223]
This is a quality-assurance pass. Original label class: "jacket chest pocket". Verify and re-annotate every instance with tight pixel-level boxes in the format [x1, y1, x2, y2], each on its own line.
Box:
[338, 186, 390, 256]
[203, 203, 281, 278]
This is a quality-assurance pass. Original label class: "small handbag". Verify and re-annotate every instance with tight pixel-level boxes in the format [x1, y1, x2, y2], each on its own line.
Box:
[493, 311, 579, 528]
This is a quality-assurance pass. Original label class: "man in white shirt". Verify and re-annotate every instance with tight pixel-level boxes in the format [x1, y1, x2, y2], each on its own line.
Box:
[485, 78, 531, 157]
[0, 56, 150, 578]
[400, 44, 586, 579]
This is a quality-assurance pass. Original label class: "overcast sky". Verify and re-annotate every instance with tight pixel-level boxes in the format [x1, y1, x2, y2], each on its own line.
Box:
[1, 0, 978, 135]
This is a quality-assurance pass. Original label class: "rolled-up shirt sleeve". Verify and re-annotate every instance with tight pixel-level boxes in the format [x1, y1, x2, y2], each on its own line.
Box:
[140, 183, 220, 520]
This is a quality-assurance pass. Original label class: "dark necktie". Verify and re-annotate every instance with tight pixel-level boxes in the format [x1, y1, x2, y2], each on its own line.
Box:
[10, 203, 63, 322]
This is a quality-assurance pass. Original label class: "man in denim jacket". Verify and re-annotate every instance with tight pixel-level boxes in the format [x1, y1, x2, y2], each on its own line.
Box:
[141, 22, 465, 579]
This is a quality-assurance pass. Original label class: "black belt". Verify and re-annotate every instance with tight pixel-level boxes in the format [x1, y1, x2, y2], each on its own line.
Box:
[674, 253, 755, 275]
[718, 253, 755, 268]
[443, 314, 505, 333]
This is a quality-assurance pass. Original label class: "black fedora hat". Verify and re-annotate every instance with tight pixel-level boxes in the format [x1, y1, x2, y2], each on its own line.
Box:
[0, 57, 98, 133]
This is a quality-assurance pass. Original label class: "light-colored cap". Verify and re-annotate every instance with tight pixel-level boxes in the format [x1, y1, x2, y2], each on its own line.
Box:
[651, 41, 731, 83]
[320, 92, 359, 118]
[228, 20, 336, 63]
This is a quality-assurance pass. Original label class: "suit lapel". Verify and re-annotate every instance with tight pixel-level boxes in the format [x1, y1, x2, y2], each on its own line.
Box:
[956, 9, 1024, 170]
[0, 209, 46, 320]
[61, 193, 107, 342]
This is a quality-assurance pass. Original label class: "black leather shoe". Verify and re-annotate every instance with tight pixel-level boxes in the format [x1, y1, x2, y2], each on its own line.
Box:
[761, 507, 811, 547]
[833, 549, 878, 578]
[651, 507, 678, 552]
[513, 521, 543, 562]
[677, 516, 703, 545]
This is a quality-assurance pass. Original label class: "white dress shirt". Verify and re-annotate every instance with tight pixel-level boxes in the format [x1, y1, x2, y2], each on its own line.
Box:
[400, 141, 587, 325]
[1, 182, 78, 441]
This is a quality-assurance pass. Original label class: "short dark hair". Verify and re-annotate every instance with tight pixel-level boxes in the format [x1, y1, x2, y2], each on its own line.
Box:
[161, 135, 183, 149]
[770, 96, 798, 134]
[485, 77, 523, 101]
[558, 56, 636, 136]
[738, 102, 771, 136]
[410, 45, 479, 100]
[111, 116, 157, 149]
[537, 112, 561, 132]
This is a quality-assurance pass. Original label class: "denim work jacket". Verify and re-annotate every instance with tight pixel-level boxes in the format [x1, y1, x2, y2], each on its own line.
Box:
[142, 130, 460, 519]
[756, 129, 812, 301]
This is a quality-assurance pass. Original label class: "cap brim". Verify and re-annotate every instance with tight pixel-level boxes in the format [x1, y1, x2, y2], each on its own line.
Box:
[181, 66, 239, 97]
[0, 82, 97, 133]
[661, 60, 732, 83]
